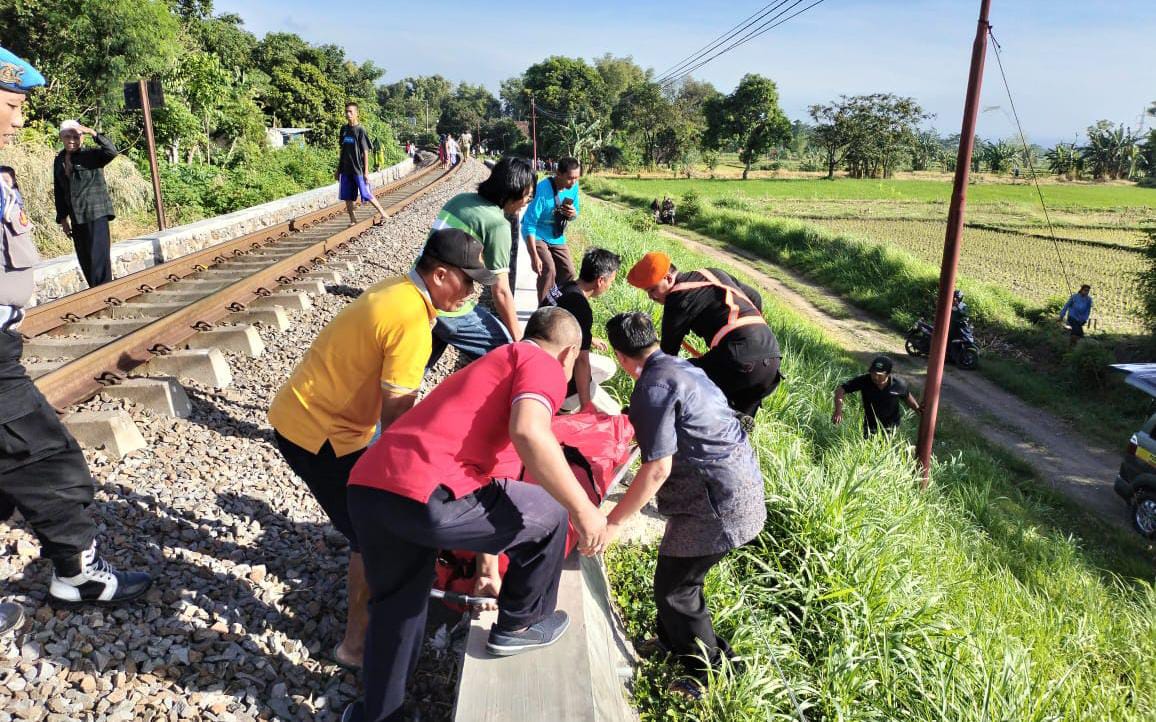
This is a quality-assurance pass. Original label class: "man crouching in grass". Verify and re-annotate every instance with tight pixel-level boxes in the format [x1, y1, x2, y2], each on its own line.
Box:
[602, 311, 766, 699]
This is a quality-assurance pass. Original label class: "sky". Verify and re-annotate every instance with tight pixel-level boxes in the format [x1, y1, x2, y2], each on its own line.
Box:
[215, 0, 1154, 146]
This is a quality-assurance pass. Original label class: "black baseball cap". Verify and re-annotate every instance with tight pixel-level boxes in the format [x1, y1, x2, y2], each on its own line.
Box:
[869, 355, 893, 373]
[422, 228, 496, 285]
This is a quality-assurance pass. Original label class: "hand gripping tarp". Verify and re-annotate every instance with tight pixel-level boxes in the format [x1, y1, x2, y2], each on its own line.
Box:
[432, 410, 636, 610]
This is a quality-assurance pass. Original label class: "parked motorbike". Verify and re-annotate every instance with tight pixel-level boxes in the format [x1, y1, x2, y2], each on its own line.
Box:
[905, 317, 980, 370]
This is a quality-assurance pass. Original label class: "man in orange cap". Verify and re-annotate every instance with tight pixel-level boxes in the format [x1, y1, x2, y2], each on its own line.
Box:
[627, 251, 781, 419]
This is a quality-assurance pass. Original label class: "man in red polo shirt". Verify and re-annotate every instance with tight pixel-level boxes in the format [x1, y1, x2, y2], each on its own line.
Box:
[343, 306, 609, 722]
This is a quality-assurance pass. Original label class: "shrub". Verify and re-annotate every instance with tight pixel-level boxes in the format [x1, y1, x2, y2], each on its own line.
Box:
[679, 190, 702, 221]
[627, 209, 655, 233]
[1065, 339, 1114, 388]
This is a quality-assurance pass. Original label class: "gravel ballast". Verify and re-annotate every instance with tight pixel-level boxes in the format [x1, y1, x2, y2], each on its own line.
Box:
[0, 161, 487, 722]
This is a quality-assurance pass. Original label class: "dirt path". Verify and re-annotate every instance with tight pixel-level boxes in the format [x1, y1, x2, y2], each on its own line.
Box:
[602, 201, 1131, 531]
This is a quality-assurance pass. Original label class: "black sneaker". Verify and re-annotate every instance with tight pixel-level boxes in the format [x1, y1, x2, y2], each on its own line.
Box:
[0, 601, 24, 636]
[485, 611, 570, 657]
[49, 544, 153, 605]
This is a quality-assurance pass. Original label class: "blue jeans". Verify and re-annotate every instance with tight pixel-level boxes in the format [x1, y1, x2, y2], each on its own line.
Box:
[427, 305, 512, 369]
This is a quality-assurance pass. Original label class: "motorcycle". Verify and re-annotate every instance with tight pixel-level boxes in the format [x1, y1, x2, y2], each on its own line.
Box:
[904, 317, 980, 370]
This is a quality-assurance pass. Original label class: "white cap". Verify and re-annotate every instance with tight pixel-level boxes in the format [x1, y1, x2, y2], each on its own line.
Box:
[58, 119, 82, 134]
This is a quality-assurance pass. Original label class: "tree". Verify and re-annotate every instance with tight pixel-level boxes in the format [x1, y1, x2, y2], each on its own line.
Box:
[437, 83, 500, 137]
[911, 130, 945, 172]
[379, 75, 453, 135]
[1081, 120, 1142, 180]
[703, 74, 790, 180]
[482, 118, 528, 154]
[520, 56, 610, 158]
[611, 82, 669, 166]
[0, 0, 182, 124]
[593, 54, 649, 101]
[981, 139, 1021, 174]
[1045, 142, 1082, 180]
[809, 94, 929, 179]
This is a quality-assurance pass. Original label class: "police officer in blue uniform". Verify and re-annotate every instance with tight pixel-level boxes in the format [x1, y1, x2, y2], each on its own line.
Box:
[0, 47, 151, 637]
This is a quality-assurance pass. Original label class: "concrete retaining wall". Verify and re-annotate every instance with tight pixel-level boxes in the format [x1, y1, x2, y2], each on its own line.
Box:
[33, 157, 415, 303]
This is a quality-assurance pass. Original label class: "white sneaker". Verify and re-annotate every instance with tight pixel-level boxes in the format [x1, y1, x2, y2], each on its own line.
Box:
[49, 543, 152, 605]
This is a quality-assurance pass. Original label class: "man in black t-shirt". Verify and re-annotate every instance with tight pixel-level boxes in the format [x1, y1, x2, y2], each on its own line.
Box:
[336, 102, 388, 226]
[554, 248, 621, 413]
[627, 251, 781, 419]
[833, 356, 922, 437]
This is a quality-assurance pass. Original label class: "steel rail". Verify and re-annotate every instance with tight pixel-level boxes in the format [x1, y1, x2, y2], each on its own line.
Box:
[33, 161, 460, 409]
[22, 161, 444, 338]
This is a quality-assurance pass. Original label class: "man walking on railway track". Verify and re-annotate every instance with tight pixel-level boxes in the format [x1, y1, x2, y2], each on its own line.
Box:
[53, 119, 118, 288]
[268, 228, 492, 669]
[427, 156, 535, 367]
[1059, 284, 1093, 346]
[0, 48, 152, 635]
[627, 251, 782, 420]
[343, 306, 609, 722]
[601, 311, 765, 699]
[337, 102, 388, 227]
[833, 355, 922, 437]
[523, 157, 582, 306]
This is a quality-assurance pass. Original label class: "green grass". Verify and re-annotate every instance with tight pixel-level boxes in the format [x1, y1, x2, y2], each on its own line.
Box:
[570, 201, 1156, 722]
[600, 176, 1156, 210]
[586, 176, 1156, 448]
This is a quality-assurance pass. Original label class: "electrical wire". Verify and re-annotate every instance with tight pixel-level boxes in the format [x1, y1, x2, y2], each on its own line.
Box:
[987, 28, 1074, 298]
[660, 0, 829, 90]
[652, 0, 796, 86]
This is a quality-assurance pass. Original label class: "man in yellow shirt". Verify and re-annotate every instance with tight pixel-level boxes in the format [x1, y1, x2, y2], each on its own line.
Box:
[267, 228, 493, 669]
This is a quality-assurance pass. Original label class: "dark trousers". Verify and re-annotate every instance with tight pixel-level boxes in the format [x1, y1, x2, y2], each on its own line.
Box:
[533, 241, 575, 307]
[72, 216, 112, 288]
[692, 349, 781, 418]
[0, 331, 97, 567]
[273, 431, 365, 552]
[348, 480, 570, 722]
[654, 551, 733, 681]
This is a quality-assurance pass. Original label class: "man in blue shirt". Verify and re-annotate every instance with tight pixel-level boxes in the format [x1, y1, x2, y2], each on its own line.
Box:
[601, 311, 765, 699]
[1059, 284, 1093, 346]
[523, 157, 581, 306]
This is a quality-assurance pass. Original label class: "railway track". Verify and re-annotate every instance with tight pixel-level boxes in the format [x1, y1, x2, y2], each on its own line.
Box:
[22, 160, 459, 411]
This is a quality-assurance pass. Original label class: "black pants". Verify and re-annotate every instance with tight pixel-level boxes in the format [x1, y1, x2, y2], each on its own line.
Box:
[273, 431, 365, 552]
[654, 551, 734, 681]
[692, 349, 781, 418]
[347, 480, 569, 722]
[0, 331, 97, 567]
[72, 216, 112, 288]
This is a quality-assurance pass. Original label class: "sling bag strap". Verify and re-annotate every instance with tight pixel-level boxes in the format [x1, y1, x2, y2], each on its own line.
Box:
[668, 269, 768, 351]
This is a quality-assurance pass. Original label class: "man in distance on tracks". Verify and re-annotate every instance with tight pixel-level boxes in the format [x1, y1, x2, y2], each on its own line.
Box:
[343, 306, 610, 722]
[0, 47, 152, 638]
[267, 228, 493, 669]
[832, 355, 922, 437]
[426, 156, 535, 367]
[53, 118, 118, 288]
[601, 311, 766, 699]
[523, 156, 582, 306]
[627, 251, 782, 420]
[337, 102, 389, 227]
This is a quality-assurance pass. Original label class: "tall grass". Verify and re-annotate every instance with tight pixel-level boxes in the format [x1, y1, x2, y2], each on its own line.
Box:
[571, 202, 1156, 722]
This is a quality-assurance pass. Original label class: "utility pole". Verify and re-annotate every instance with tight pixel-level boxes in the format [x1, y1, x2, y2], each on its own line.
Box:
[138, 79, 166, 231]
[916, 0, 992, 488]
[531, 96, 538, 171]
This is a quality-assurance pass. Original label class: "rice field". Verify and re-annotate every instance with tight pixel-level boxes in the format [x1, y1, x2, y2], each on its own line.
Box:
[591, 177, 1156, 334]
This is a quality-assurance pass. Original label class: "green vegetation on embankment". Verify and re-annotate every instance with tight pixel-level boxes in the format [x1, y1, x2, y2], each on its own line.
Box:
[584, 176, 1156, 448]
[570, 201, 1156, 722]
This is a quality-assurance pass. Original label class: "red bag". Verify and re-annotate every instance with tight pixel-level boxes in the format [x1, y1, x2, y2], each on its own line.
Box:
[431, 411, 635, 608]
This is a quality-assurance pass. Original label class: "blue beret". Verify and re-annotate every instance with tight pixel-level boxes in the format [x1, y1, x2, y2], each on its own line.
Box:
[0, 46, 45, 94]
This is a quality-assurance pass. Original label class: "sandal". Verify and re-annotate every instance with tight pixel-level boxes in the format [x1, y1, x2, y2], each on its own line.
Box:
[328, 643, 362, 671]
[667, 677, 705, 701]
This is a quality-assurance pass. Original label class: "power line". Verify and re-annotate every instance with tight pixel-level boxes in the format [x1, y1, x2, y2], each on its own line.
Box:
[661, 0, 830, 90]
[653, 0, 796, 86]
[987, 29, 1074, 298]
